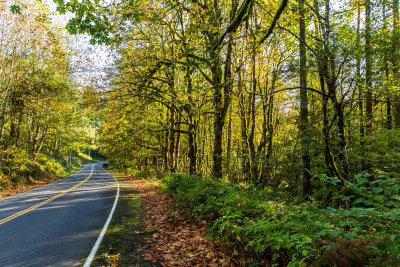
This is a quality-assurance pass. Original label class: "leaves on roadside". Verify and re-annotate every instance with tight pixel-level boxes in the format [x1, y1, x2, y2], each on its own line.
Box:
[130, 178, 236, 266]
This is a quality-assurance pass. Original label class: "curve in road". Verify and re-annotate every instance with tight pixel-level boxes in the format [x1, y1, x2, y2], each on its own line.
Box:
[0, 163, 118, 267]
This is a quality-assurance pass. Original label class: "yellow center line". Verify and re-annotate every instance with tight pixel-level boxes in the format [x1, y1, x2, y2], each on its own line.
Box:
[0, 165, 94, 226]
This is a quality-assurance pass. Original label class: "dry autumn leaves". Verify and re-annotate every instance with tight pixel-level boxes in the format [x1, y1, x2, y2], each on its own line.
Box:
[131, 178, 237, 266]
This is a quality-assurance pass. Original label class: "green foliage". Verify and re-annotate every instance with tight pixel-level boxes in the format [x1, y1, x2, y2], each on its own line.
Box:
[0, 2, 97, 186]
[54, 0, 143, 45]
[366, 129, 400, 175]
[0, 146, 92, 191]
[163, 173, 400, 266]
[339, 172, 400, 209]
[10, 5, 21, 14]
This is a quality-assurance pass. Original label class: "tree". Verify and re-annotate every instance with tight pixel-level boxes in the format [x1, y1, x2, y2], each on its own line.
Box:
[298, 0, 311, 195]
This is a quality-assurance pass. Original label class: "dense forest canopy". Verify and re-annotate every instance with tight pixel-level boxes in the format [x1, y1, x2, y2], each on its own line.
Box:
[0, 1, 96, 186]
[55, 0, 400, 191]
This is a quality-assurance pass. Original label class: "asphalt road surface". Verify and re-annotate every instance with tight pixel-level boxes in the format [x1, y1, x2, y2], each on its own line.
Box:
[0, 163, 118, 266]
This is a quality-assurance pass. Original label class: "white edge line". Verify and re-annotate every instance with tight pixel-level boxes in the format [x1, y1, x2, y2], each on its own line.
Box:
[83, 164, 120, 267]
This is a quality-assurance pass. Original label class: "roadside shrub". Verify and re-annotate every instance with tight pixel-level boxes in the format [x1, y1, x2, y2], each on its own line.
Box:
[163, 173, 400, 266]
[0, 146, 91, 191]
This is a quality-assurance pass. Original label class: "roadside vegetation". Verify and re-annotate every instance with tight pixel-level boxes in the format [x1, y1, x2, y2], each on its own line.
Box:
[4, 0, 400, 265]
[86, 0, 399, 264]
[0, 152, 95, 198]
[0, 2, 98, 195]
[163, 173, 400, 266]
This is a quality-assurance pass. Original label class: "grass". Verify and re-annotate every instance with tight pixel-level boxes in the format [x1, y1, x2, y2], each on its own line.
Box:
[91, 174, 157, 267]
[0, 155, 97, 199]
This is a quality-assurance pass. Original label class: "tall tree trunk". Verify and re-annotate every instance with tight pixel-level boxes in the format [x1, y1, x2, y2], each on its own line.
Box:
[387, 96, 392, 128]
[314, 0, 335, 176]
[321, 85, 336, 176]
[174, 114, 181, 171]
[185, 63, 197, 175]
[33, 125, 48, 161]
[260, 73, 276, 182]
[356, 3, 366, 170]
[323, 0, 349, 180]
[211, 54, 224, 178]
[210, 0, 236, 178]
[162, 128, 168, 172]
[15, 112, 22, 147]
[365, 0, 373, 132]
[224, 0, 237, 173]
[169, 107, 176, 172]
[383, 0, 393, 129]
[199, 119, 207, 176]
[335, 103, 349, 179]
[393, 0, 400, 126]
[0, 108, 6, 142]
[249, 41, 258, 183]
[227, 105, 232, 169]
[259, 79, 269, 156]
[188, 122, 197, 174]
[238, 71, 249, 176]
[32, 124, 40, 154]
[266, 92, 274, 160]
[299, 0, 311, 195]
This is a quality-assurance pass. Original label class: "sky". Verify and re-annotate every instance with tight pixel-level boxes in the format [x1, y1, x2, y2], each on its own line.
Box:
[44, 0, 116, 90]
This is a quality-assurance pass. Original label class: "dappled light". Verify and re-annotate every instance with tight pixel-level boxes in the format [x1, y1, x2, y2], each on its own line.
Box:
[1, 0, 399, 265]
[0, 163, 117, 266]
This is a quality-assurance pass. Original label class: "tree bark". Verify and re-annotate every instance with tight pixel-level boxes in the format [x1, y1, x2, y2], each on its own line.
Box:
[227, 105, 232, 168]
[356, 3, 366, 170]
[299, 0, 312, 195]
[238, 71, 250, 176]
[211, 52, 224, 178]
[174, 114, 181, 171]
[249, 40, 258, 183]
[185, 64, 197, 175]
[383, 0, 392, 129]
[365, 0, 373, 132]
[322, 0, 349, 180]
[393, 0, 400, 127]
[169, 107, 176, 172]
[210, 0, 236, 178]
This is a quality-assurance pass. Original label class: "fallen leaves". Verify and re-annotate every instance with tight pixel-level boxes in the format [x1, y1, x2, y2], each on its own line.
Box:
[0, 176, 60, 199]
[129, 177, 236, 266]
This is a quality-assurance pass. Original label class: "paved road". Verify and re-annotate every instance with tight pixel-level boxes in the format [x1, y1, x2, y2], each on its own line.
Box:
[0, 163, 118, 266]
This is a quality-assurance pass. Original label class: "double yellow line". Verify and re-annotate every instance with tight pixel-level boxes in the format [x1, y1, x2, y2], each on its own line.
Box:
[0, 165, 94, 226]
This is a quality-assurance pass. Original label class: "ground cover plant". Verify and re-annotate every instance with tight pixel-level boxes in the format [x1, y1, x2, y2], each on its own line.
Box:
[162, 173, 400, 266]
[0, 146, 94, 197]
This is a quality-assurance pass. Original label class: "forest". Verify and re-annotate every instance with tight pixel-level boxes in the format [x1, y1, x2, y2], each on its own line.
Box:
[2, 0, 400, 265]
[0, 1, 96, 191]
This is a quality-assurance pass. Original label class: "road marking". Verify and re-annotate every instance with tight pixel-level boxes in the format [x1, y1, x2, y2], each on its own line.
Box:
[0, 165, 87, 203]
[83, 166, 119, 267]
[0, 165, 94, 226]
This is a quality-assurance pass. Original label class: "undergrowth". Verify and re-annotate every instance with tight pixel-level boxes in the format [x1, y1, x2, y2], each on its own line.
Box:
[160, 173, 400, 266]
[0, 146, 93, 191]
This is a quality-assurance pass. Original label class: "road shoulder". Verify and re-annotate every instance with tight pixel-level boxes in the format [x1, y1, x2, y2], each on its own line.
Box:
[92, 172, 234, 266]
[91, 173, 156, 266]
